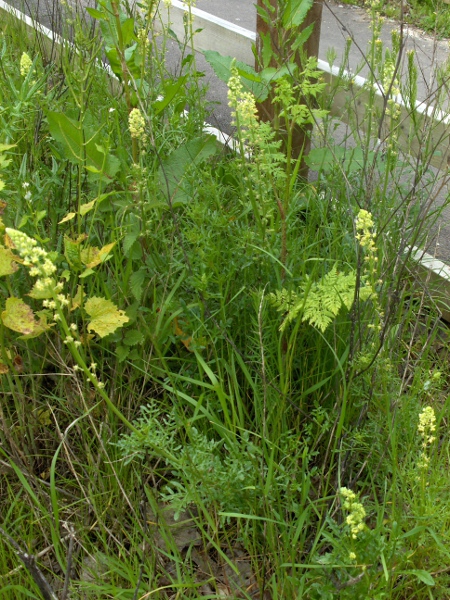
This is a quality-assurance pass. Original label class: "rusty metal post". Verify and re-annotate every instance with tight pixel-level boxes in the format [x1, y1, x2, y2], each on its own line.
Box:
[256, 0, 324, 169]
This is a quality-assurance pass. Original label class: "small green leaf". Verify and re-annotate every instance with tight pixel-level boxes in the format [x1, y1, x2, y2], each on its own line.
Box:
[129, 268, 147, 302]
[410, 570, 435, 586]
[116, 345, 130, 363]
[123, 329, 144, 346]
[86, 7, 106, 19]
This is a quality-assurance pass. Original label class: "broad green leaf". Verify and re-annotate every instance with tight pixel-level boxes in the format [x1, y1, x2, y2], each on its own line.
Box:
[121, 18, 137, 46]
[159, 136, 217, 205]
[305, 147, 378, 174]
[291, 22, 314, 52]
[123, 221, 141, 258]
[85, 296, 129, 338]
[203, 51, 269, 101]
[259, 63, 300, 83]
[153, 75, 188, 114]
[0, 246, 18, 276]
[47, 112, 120, 179]
[1, 297, 50, 337]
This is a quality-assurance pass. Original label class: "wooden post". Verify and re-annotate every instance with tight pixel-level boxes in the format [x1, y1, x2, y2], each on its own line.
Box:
[256, 0, 324, 169]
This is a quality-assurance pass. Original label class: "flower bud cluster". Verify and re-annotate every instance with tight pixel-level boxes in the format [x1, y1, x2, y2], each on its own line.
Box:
[355, 209, 376, 255]
[418, 406, 436, 447]
[128, 108, 146, 140]
[340, 487, 366, 539]
[6, 228, 56, 279]
[20, 52, 33, 77]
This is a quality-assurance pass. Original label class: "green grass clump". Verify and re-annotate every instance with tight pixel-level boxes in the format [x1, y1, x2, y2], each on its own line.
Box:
[1, 0, 450, 598]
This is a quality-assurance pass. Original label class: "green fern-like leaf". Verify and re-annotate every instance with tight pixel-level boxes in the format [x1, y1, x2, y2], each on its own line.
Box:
[272, 265, 364, 333]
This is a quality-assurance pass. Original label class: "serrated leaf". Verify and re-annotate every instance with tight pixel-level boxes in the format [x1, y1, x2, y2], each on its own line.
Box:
[1, 297, 50, 337]
[129, 268, 147, 301]
[116, 345, 130, 362]
[0, 246, 18, 276]
[123, 224, 140, 257]
[123, 329, 144, 346]
[282, 0, 313, 28]
[85, 296, 129, 338]
[305, 147, 378, 175]
[64, 234, 86, 270]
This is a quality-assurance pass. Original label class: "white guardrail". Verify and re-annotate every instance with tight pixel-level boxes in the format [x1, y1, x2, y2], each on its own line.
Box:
[1, 0, 450, 317]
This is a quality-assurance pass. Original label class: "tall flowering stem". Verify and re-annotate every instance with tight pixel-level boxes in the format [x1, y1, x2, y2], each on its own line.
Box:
[417, 405, 436, 510]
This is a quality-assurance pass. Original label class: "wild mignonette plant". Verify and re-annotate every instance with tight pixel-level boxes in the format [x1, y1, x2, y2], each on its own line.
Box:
[0, 220, 137, 430]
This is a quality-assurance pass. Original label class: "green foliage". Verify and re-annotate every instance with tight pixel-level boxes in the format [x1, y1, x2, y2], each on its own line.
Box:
[118, 404, 261, 520]
[1, 1, 450, 598]
[47, 111, 120, 179]
[269, 265, 373, 332]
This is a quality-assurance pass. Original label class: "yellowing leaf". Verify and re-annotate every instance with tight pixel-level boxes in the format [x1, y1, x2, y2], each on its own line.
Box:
[70, 285, 84, 311]
[0, 245, 18, 276]
[59, 212, 76, 224]
[85, 296, 129, 338]
[173, 316, 193, 351]
[80, 242, 116, 268]
[1, 297, 50, 337]
[36, 408, 52, 425]
[0, 361, 8, 374]
[79, 199, 96, 216]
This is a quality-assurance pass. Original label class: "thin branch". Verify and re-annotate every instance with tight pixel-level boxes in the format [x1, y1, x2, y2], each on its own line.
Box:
[0, 526, 58, 600]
